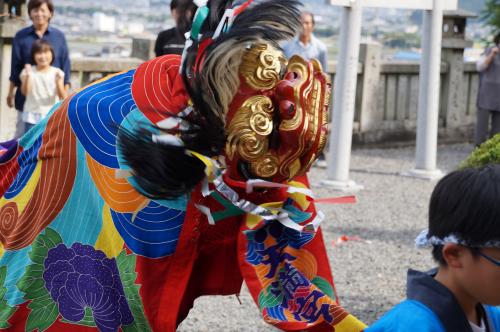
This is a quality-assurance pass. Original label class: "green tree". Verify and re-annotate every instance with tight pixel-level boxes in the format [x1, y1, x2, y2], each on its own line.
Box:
[481, 0, 500, 32]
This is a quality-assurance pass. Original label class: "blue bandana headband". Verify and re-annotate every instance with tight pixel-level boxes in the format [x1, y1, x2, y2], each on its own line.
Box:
[415, 229, 500, 248]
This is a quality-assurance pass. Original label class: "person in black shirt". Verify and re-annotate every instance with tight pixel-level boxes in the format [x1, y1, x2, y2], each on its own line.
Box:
[154, 0, 195, 57]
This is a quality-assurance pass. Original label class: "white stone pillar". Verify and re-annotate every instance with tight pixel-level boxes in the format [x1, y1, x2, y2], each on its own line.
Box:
[323, 1, 364, 191]
[0, 41, 17, 141]
[404, 0, 444, 180]
[0, 20, 25, 141]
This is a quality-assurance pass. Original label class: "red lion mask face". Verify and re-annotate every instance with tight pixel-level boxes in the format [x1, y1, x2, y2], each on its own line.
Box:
[224, 43, 331, 184]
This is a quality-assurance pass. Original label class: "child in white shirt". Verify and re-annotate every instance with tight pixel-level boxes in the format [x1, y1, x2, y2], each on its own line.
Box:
[20, 39, 68, 134]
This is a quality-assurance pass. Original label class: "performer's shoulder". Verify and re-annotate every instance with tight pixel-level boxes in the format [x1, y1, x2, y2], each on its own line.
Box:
[486, 305, 500, 330]
[365, 300, 443, 332]
[157, 27, 177, 40]
[48, 26, 66, 37]
[14, 25, 32, 38]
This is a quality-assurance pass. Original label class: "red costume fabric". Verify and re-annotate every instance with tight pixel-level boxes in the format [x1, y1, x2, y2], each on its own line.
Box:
[0, 55, 366, 331]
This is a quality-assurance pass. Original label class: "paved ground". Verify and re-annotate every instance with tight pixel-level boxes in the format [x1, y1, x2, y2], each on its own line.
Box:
[177, 143, 474, 331]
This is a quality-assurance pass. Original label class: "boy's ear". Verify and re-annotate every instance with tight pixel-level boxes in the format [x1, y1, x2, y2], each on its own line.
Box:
[442, 243, 466, 268]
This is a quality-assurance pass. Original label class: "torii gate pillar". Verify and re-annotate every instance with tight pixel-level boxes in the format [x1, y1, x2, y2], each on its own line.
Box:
[323, 0, 456, 191]
[323, 0, 364, 191]
[404, 1, 445, 180]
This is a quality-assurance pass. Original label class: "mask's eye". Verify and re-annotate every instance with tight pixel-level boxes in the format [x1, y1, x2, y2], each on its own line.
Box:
[284, 71, 300, 80]
[269, 118, 280, 150]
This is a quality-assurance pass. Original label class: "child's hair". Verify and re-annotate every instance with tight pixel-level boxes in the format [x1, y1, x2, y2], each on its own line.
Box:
[429, 165, 500, 265]
[30, 40, 55, 65]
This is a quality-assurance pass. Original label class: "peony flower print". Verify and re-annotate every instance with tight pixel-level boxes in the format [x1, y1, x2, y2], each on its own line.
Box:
[16, 228, 152, 332]
[43, 243, 133, 331]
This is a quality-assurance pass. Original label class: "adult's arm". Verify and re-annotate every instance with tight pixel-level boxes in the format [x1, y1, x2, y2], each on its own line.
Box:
[7, 82, 16, 108]
[7, 33, 23, 108]
[319, 46, 329, 73]
[9, 33, 23, 87]
[477, 47, 499, 72]
[59, 32, 72, 87]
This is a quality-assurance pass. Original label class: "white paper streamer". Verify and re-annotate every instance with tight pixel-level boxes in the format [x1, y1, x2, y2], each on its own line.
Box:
[194, 0, 208, 6]
[213, 8, 235, 39]
[195, 204, 215, 225]
[156, 117, 181, 130]
[152, 134, 184, 147]
[213, 175, 323, 233]
[245, 179, 315, 198]
[415, 229, 500, 248]
[190, 154, 323, 233]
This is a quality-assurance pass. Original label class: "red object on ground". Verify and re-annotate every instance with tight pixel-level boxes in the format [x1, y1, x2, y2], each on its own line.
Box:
[315, 196, 357, 204]
[332, 235, 364, 246]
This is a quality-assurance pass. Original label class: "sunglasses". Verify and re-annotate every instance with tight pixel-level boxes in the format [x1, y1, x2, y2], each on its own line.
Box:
[478, 251, 500, 267]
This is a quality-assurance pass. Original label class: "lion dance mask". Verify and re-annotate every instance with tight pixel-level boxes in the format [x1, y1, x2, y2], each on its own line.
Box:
[0, 0, 366, 331]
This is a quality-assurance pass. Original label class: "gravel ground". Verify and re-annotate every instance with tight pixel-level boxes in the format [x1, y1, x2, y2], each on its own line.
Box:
[177, 143, 474, 331]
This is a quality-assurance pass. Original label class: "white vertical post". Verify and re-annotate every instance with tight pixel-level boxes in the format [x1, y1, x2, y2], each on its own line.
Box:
[323, 1, 364, 191]
[404, 0, 444, 180]
[418, 11, 431, 126]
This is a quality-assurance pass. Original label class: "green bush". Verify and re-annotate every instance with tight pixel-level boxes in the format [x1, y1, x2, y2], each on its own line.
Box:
[460, 133, 500, 169]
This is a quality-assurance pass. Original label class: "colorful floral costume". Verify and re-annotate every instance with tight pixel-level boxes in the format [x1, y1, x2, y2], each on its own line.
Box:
[0, 0, 366, 331]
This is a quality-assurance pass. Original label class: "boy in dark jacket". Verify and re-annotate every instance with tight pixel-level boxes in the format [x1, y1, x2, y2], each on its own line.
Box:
[367, 165, 500, 332]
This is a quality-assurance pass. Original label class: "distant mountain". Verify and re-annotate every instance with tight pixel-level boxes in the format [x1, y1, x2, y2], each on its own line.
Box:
[458, 0, 486, 14]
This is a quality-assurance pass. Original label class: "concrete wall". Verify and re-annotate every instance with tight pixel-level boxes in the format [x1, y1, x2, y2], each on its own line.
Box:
[0, 19, 25, 141]
[326, 42, 479, 146]
[68, 57, 143, 90]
